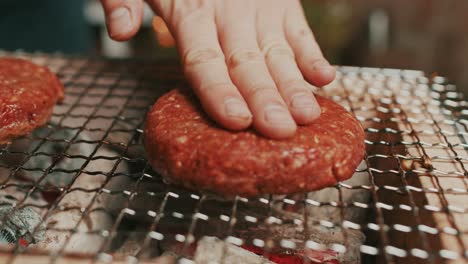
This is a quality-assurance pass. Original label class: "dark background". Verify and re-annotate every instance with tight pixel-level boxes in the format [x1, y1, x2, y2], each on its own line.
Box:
[1, 0, 466, 95]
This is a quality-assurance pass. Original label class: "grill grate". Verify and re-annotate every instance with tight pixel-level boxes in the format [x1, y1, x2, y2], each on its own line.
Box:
[0, 51, 467, 264]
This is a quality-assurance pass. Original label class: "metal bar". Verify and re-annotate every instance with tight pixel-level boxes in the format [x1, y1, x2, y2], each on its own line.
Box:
[0, 52, 466, 263]
[51, 70, 147, 262]
[339, 69, 394, 264]
[1, 58, 98, 264]
[384, 83, 436, 263]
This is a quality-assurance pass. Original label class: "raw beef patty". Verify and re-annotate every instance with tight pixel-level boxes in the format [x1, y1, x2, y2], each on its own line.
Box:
[144, 88, 365, 197]
[0, 58, 64, 144]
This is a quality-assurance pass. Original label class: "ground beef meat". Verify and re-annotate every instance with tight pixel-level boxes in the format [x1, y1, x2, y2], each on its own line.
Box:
[144, 88, 365, 197]
[0, 57, 64, 144]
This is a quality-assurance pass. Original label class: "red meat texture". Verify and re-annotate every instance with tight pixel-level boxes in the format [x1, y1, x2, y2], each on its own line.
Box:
[144, 88, 365, 197]
[0, 58, 64, 144]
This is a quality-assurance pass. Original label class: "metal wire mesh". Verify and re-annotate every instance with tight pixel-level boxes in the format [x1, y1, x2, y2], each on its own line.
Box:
[0, 51, 466, 264]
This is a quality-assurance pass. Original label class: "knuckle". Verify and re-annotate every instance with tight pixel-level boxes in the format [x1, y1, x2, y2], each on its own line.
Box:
[245, 82, 276, 99]
[262, 41, 294, 61]
[171, 1, 214, 28]
[183, 48, 224, 67]
[279, 79, 307, 91]
[198, 82, 233, 93]
[295, 27, 314, 40]
[227, 49, 263, 69]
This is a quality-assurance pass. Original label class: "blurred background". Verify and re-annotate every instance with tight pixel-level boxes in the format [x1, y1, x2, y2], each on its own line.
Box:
[1, 0, 467, 94]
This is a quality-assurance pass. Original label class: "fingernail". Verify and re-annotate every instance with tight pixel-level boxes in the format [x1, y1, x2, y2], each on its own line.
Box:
[312, 61, 333, 72]
[265, 104, 295, 126]
[109, 7, 133, 36]
[291, 93, 315, 109]
[224, 98, 251, 119]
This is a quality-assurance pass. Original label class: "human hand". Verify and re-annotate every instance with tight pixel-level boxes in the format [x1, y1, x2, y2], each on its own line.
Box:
[100, 0, 336, 139]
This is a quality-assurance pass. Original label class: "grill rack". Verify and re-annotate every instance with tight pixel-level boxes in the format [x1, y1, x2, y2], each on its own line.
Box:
[0, 51, 466, 264]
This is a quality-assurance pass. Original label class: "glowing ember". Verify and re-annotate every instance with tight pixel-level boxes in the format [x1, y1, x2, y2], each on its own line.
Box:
[18, 238, 29, 247]
[242, 245, 340, 264]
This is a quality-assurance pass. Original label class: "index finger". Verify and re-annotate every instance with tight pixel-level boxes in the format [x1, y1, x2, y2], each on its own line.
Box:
[171, 7, 253, 131]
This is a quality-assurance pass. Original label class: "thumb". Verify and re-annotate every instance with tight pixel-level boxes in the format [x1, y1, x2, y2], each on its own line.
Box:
[100, 0, 144, 41]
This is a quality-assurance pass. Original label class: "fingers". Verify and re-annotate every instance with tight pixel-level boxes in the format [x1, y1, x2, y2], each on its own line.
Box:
[172, 5, 253, 131]
[100, 0, 144, 41]
[216, 1, 297, 139]
[284, 1, 336, 87]
[256, 0, 320, 125]
[149, 0, 329, 138]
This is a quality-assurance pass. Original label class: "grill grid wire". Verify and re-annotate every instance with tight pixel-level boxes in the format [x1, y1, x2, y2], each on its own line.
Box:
[0, 51, 466, 264]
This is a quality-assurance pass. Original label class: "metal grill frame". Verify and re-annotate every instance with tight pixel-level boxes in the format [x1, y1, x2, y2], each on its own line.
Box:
[0, 51, 467, 264]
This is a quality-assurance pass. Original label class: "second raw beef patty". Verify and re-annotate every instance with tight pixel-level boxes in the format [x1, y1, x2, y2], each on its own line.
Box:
[0, 57, 64, 144]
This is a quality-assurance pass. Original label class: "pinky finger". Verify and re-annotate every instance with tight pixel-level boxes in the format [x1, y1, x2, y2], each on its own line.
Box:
[284, 3, 336, 87]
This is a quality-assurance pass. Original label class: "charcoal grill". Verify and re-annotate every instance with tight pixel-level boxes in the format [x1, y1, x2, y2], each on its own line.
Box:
[0, 51, 467, 264]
